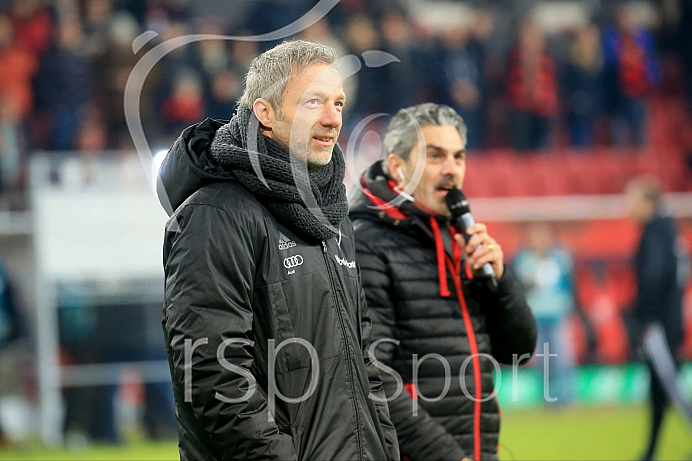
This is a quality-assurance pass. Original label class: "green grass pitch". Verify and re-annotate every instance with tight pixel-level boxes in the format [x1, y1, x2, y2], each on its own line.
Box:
[0, 404, 689, 460]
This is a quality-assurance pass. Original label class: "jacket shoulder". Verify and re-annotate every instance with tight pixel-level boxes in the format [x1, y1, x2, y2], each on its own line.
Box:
[352, 215, 420, 252]
[352, 217, 388, 249]
[353, 215, 388, 238]
[176, 181, 263, 218]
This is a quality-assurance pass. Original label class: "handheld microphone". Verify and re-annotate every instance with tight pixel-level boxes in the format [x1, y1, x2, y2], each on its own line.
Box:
[445, 188, 498, 292]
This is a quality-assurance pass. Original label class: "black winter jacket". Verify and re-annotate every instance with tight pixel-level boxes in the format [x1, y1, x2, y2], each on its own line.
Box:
[349, 161, 537, 461]
[159, 120, 399, 461]
[633, 212, 689, 350]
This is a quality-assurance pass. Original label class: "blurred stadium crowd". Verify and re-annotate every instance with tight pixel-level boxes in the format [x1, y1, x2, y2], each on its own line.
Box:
[0, 0, 690, 207]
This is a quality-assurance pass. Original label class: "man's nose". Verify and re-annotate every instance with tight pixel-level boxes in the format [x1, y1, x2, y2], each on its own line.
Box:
[440, 155, 458, 175]
[319, 104, 341, 128]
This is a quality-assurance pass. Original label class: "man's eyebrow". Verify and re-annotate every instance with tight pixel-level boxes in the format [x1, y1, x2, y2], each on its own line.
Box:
[303, 89, 345, 100]
[425, 144, 466, 155]
[303, 90, 326, 99]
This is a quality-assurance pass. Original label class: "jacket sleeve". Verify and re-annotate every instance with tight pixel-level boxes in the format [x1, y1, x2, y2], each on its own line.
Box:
[163, 204, 297, 460]
[476, 267, 537, 365]
[356, 235, 468, 461]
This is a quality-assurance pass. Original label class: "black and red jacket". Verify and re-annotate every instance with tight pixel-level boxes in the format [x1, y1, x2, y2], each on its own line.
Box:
[349, 161, 537, 461]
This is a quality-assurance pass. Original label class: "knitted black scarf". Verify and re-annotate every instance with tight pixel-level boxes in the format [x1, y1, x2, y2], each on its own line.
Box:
[209, 106, 348, 242]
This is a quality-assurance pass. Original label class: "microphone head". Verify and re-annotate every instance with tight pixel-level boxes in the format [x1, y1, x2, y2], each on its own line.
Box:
[445, 189, 470, 217]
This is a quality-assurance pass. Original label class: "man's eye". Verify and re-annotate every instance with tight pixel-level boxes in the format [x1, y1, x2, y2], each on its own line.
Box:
[307, 98, 319, 105]
[335, 101, 344, 108]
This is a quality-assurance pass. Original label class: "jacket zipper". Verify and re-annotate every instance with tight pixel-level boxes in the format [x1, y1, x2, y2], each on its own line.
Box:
[321, 240, 364, 459]
[447, 258, 482, 461]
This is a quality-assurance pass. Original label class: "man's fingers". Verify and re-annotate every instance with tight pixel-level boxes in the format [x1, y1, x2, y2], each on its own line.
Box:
[465, 223, 487, 236]
[465, 232, 495, 255]
[468, 241, 496, 266]
[473, 247, 501, 269]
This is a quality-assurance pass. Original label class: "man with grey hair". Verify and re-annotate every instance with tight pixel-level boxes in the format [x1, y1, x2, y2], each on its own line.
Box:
[350, 103, 536, 461]
[158, 40, 398, 460]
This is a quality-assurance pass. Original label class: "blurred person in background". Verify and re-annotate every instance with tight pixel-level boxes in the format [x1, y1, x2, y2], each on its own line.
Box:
[191, 22, 230, 78]
[72, 114, 108, 184]
[7, 0, 53, 58]
[506, 19, 559, 151]
[343, 15, 388, 128]
[562, 23, 604, 149]
[602, 4, 660, 148]
[158, 40, 398, 461]
[245, 0, 310, 51]
[513, 222, 576, 405]
[151, 20, 195, 127]
[33, 14, 92, 151]
[435, 24, 485, 151]
[160, 70, 204, 138]
[0, 96, 27, 210]
[92, 10, 159, 149]
[350, 103, 536, 461]
[0, 13, 38, 122]
[203, 70, 241, 121]
[227, 35, 260, 71]
[625, 176, 690, 461]
[81, 0, 113, 59]
[0, 10, 32, 208]
[380, 10, 421, 115]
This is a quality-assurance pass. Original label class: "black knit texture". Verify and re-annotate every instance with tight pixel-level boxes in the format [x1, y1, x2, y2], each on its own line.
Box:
[209, 106, 347, 242]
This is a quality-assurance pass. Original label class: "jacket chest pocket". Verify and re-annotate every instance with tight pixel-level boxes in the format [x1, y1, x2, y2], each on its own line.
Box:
[255, 282, 310, 374]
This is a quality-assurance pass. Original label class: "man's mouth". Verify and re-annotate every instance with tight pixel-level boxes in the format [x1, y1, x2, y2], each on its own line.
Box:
[312, 134, 334, 147]
[435, 183, 457, 195]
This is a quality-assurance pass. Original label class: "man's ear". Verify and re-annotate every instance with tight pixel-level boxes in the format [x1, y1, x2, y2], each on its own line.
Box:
[387, 154, 406, 185]
[252, 98, 274, 130]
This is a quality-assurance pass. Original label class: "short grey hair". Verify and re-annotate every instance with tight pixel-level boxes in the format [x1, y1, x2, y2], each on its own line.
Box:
[239, 40, 337, 114]
[382, 103, 467, 174]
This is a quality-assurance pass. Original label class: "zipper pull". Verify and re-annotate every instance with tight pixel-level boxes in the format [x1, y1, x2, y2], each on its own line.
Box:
[321, 241, 327, 253]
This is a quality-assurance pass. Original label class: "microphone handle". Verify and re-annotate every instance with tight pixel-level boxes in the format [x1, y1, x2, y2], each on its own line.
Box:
[459, 212, 498, 292]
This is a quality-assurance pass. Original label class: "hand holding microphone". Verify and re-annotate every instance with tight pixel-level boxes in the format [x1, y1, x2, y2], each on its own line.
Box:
[445, 189, 502, 292]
